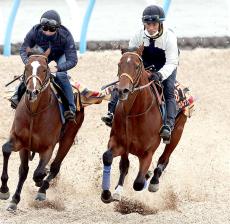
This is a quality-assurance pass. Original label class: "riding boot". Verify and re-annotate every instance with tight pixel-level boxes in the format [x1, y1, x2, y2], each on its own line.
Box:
[55, 72, 76, 121]
[101, 88, 119, 127]
[9, 81, 26, 109]
[159, 98, 176, 144]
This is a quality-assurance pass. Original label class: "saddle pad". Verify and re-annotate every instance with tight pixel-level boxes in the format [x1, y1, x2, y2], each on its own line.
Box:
[175, 81, 195, 118]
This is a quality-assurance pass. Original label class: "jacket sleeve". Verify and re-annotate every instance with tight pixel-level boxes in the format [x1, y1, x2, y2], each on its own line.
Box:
[19, 27, 36, 64]
[158, 31, 179, 80]
[57, 32, 78, 72]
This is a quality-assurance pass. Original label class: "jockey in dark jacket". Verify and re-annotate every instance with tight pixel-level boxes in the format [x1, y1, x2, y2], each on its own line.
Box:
[10, 10, 77, 121]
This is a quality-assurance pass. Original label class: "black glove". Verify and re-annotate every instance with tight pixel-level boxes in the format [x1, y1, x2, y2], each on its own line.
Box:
[149, 72, 163, 82]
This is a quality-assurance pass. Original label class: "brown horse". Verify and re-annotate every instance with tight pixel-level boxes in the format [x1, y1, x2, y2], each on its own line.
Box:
[101, 47, 187, 203]
[0, 49, 84, 210]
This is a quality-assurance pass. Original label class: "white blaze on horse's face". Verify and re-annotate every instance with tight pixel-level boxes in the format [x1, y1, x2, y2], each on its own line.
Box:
[127, 57, 131, 63]
[31, 61, 40, 90]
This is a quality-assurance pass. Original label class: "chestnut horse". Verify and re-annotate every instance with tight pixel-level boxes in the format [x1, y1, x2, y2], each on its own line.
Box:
[101, 47, 187, 203]
[0, 49, 84, 210]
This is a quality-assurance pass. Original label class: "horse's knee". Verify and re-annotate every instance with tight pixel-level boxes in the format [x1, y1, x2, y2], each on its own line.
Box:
[33, 170, 46, 185]
[2, 141, 13, 155]
[103, 150, 113, 166]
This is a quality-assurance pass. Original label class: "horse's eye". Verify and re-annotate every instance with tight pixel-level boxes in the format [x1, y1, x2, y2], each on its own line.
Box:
[43, 69, 46, 73]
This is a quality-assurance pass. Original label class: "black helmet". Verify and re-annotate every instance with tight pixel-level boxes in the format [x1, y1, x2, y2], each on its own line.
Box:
[40, 10, 61, 27]
[142, 5, 165, 23]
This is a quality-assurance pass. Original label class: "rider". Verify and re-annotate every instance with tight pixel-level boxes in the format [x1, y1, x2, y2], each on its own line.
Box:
[101, 5, 179, 143]
[10, 10, 77, 120]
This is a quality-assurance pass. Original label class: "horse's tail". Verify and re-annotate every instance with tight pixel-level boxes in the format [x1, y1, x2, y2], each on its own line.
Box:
[29, 152, 36, 161]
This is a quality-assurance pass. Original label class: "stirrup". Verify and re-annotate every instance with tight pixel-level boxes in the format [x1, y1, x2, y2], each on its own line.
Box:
[101, 113, 113, 127]
[9, 97, 19, 109]
[64, 110, 76, 121]
[159, 125, 171, 144]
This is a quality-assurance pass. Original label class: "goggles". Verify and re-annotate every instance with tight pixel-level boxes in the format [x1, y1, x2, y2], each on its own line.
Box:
[42, 25, 57, 32]
[142, 15, 165, 23]
[40, 18, 59, 27]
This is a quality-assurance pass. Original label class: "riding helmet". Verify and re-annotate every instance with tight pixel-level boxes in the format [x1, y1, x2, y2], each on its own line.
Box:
[142, 5, 165, 23]
[40, 10, 61, 27]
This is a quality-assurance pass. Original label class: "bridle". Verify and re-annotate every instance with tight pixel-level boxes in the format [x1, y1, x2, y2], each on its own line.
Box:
[118, 52, 153, 93]
[24, 54, 51, 96]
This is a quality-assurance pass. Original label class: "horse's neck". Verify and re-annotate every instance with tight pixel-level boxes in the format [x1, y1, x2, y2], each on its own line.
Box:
[26, 86, 52, 113]
[122, 78, 157, 115]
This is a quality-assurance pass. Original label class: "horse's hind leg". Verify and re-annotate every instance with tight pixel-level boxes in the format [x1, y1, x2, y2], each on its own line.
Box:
[112, 153, 129, 201]
[37, 112, 84, 200]
[7, 149, 29, 211]
[149, 113, 187, 192]
[0, 141, 13, 200]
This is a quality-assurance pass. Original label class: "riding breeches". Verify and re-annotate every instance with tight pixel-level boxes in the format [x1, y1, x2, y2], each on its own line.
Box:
[162, 69, 177, 128]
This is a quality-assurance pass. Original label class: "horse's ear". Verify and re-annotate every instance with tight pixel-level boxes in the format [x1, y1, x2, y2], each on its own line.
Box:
[121, 48, 127, 55]
[44, 48, 51, 57]
[136, 43, 144, 56]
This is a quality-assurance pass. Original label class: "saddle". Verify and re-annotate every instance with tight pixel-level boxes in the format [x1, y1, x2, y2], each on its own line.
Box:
[150, 80, 195, 118]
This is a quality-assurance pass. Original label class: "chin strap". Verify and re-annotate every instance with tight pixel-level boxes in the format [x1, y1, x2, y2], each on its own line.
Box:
[144, 23, 164, 40]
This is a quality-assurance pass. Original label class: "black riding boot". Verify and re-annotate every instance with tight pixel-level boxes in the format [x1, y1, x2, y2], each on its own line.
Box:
[159, 98, 176, 144]
[9, 82, 26, 109]
[101, 89, 119, 127]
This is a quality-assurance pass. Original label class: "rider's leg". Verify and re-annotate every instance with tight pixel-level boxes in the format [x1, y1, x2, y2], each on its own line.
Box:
[55, 55, 76, 121]
[101, 89, 119, 127]
[160, 70, 177, 143]
[9, 81, 26, 109]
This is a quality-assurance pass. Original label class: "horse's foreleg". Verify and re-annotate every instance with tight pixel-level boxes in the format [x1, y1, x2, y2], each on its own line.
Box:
[33, 148, 53, 188]
[0, 141, 13, 200]
[101, 149, 113, 203]
[8, 149, 29, 211]
[149, 113, 187, 192]
[112, 153, 129, 201]
[134, 150, 153, 191]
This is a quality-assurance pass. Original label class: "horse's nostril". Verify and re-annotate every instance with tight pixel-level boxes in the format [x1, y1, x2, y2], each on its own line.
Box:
[123, 88, 130, 94]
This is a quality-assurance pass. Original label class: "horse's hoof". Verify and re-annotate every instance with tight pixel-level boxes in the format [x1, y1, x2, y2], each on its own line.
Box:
[0, 191, 10, 200]
[7, 202, 17, 211]
[101, 190, 113, 204]
[148, 183, 159, 192]
[112, 192, 121, 201]
[35, 192, 46, 201]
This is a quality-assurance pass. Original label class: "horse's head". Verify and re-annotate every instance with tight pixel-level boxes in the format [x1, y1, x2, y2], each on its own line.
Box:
[117, 45, 144, 101]
[24, 48, 51, 102]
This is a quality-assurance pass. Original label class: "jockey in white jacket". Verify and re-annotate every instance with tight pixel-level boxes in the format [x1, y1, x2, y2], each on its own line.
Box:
[102, 5, 179, 144]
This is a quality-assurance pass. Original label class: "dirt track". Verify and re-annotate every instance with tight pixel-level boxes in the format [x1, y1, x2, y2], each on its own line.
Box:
[0, 49, 229, 224]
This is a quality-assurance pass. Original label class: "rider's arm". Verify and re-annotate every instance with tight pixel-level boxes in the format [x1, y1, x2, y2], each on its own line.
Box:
[19, 27, 36, 65]
[158, 30, 179, 80]
[56, 32, 78, 72]
[129, 29, 143, 48]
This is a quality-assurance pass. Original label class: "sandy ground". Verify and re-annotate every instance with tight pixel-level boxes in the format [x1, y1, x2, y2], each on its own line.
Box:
[0, 49, 229, 223]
